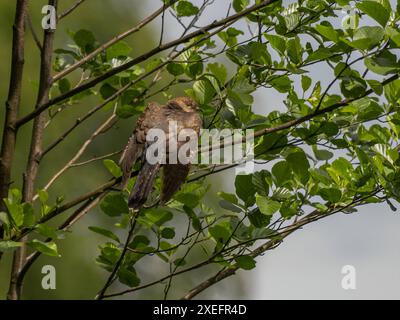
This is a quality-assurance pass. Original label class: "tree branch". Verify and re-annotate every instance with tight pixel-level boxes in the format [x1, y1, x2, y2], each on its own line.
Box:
[54, 0, 178, 82]
[58, 0, 87, 20]
[12, 71, 399, 244]
[15, 0, 278, 128]
[180, 190, 382, 300]
[7, 0, 57, 300]
[15, 193, 106, 289]
[95, 214, 138, 300]
[0, 0, 28, 259]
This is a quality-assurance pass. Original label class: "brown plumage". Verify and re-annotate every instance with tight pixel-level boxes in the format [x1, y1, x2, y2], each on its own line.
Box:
[119, 97, 202, 210]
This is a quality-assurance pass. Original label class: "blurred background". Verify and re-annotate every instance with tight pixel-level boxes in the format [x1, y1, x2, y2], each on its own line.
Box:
[0, 0, 399, 299]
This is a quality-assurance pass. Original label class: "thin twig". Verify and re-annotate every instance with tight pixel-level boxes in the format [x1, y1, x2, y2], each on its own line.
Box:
[33, 112, 117, 201]
[95, 215, 138, 300]
[26, 12, 42, 51]
[0, 0, 29, 252]
[8, 0, 57, 300]
[58, 0, 86, 20]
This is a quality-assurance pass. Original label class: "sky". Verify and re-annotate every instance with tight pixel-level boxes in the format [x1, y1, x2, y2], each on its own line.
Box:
[126, 0, 400, 299]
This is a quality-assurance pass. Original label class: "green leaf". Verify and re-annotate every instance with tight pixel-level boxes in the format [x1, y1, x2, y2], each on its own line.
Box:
[193, 79, 215, 105]
[301, 75, 312, 92]
[22, 203, 36, 227]
[184, 52, 203, 78]
[386, 26, 400, 48]
[0, 241, 23, 252]
[103, 159, 122, 178]
[4, 189, 24, 227]
[313, 147, 334, 161]
[176, 1, 199, 17]
[174, 193, 199, 208]
[286, 149, 310, 184]
[271, 161, 292, 186]
[100, 194, 129, 217]
[233, 0, 249, 12]
[248, 208, 271, 228]
[167, 62, 185, 76]
[209, 223, 232, 244]
[319, 188, 342, 203]
[218, 27, 244, 47]
[367, 79, 383, 95]
[305, 47, 334, 63]
[161, 227, 175, 239]
[183, 205, 201, 231]
[356, 1, 390, 27]
[28, 240, 60, 257]
[365, 50, 399, 75]
[207, 63, 227, 84]
[97, 242, 121, 267]
[218, 192, 238, 205]
[58, 78, 71, 95]
[235, 174, 256, 206]
[129, 235, 150, 249]
[38, 189, 49, 203]
[143, 208, 173, 226]
[351, 26, 384, 50]
[286, 36, 302, 64]
[249, 42, 271, 66]
[118, 267, 140, 287]
[269, 75, 292, 93]
[315, 24, 339, 43]
[340, 76, 367, 99]
[256, 195, 281, 216]
[100, 83, 117, 99]
[252, 170, 270, 197]
[36, 224, 57, 239]
[174, 258, 187, 267]
[89, 226, 120, 242]
[219, 200, 242, 213]
[73, 29, 96, 52]
[384, 79, 400, 103]
[235, 255, 256, 270]
[264, 34, 286, 56]
[106, 41, 132, 60]
[254, 132, 288, 157]
[116, 103, 144, 119]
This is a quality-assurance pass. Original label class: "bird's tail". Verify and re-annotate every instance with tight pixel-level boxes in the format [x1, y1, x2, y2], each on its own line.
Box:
[128, 161, 160, 210]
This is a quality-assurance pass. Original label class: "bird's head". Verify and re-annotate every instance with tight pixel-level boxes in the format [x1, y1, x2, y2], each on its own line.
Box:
[167, 96, 199, 112]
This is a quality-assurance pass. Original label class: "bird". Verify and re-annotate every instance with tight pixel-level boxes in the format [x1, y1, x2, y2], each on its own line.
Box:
[119, 96, 202, 210]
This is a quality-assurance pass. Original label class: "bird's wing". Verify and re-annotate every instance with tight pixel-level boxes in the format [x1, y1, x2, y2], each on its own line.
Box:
[119, 102, 161, 188]
[160, 112, 203, 204]
[128, 160, 161, 210]
[160, 164, 191, 204]
[119, 135, 143, 188]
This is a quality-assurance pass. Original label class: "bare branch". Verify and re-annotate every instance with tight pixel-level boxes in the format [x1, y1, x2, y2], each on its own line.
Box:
[70, 150, 122, 168]
[0, 0, 29, 245]
[26, 12, 42, 51]
[34, 113, 117, 201]
[7, 0, 57, 300]
[58, 0, 87, 20]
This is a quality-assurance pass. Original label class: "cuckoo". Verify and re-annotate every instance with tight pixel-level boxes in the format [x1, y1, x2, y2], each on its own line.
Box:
[119, 97, 202, 210]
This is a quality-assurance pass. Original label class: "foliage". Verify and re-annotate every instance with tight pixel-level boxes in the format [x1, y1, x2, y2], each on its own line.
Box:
[1, 0, 400, 300]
